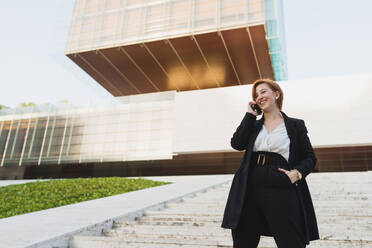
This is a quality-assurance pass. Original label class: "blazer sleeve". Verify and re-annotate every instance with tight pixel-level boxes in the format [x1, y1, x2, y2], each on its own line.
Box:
[294, 120, 318, 179]
[230, 112, 257, 151]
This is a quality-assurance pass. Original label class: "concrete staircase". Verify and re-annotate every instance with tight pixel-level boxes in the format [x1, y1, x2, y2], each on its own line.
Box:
[68, 172, 372, 248]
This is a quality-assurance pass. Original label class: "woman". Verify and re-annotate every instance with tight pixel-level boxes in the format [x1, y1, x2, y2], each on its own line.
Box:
[221, 79, 319, 248]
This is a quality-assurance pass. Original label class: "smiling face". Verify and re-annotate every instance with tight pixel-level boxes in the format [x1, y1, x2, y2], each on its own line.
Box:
[254, 83, 280, 112]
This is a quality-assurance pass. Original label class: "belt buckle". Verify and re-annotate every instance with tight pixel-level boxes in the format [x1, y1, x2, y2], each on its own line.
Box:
[257, 153, 266, 166]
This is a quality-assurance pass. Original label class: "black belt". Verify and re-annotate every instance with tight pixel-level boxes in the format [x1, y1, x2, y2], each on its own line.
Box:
[251, 151, 288, 167]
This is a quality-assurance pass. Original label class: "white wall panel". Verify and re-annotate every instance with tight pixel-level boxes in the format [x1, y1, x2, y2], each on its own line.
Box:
[173, 73, 372, 153]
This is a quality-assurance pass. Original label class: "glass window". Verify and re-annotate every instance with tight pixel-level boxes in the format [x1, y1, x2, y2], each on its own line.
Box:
[85, 0, 104, 15]
[101, 12, 122, 43]
[169, 0, 190, 32]
[105, 0, 122, 11]
[145, 3, 167, 35]
[194, 0, 217, 29]
[24, 119, 43, 161]
[123, 8, 144, 39]
[126, 0, 146, 7]
[0, 121, 10, 160]
[79, 16, 96, 46]
[248, 0, 264, 22]
[220, 0, 245, 26]
[4, 121, 19, 160]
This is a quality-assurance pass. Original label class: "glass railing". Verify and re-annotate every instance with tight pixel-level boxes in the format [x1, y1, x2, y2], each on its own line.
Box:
[0, 91, 175, 167]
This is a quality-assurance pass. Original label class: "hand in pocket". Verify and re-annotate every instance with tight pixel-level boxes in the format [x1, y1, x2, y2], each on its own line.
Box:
[269, 167, 292, 186]
[277, 167, 296, 184]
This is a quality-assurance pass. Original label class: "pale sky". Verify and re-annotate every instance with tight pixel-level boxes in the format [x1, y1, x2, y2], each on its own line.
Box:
[0, 0, 371, 108]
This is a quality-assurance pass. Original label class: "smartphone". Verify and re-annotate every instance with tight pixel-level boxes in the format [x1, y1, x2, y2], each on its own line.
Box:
[251, 104, 262, 115]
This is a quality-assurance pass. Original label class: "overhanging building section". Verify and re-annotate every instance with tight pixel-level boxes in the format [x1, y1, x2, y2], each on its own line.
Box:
[65, 0, 287, 96]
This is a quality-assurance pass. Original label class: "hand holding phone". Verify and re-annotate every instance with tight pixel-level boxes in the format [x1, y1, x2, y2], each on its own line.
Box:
[248, 101, 262, 115]
[251, 103, 262, 115]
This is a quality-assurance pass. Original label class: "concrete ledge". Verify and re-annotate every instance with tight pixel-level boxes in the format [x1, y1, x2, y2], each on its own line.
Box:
[0, 175, 233, 248]
[0, 179, 51, 187]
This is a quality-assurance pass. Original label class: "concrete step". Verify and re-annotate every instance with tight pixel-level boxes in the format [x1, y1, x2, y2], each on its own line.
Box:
[165, 201, 371, 209]
[162, 205, 371, 212]
[69, 235, 372, 248]
[108, 222, 372, 241]
[105, 227, 372, 244]
[69, 235, 230, 248]
[187, 191, 372, 196]
[107, 224, 372, 241]
[131, 214, 372, 225]
[181, 191, 371, 197]
[67, 172, 372, 248]
[104, 230, 231, 242]
[142, 209, 372, 217]
[108, 224, 230, 237]
[181, 197, 371, 205]
[114, 218, 372, 230]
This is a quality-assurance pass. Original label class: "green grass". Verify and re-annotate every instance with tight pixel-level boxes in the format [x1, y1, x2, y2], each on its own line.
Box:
[0, 177, 171, 219]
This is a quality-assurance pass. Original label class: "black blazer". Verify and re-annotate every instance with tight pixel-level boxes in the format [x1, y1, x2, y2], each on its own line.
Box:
[221, 111, 319, 245]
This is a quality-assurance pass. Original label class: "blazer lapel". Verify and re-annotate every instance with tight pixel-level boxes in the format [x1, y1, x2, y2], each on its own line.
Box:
[280, 111, 296, 167]
[250, 114, 265, 146]
[241, 115, 264, 173]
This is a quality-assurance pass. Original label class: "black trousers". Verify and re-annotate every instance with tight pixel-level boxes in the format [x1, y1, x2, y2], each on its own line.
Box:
[232, 151, 306, 248]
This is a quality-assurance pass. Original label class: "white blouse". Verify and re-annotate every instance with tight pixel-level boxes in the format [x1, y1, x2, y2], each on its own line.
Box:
[253, 122, 290, 162]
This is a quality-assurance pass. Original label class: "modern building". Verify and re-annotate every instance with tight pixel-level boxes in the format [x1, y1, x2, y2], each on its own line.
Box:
[1, 0, 371, 179]
[65, 0, 287, 94]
